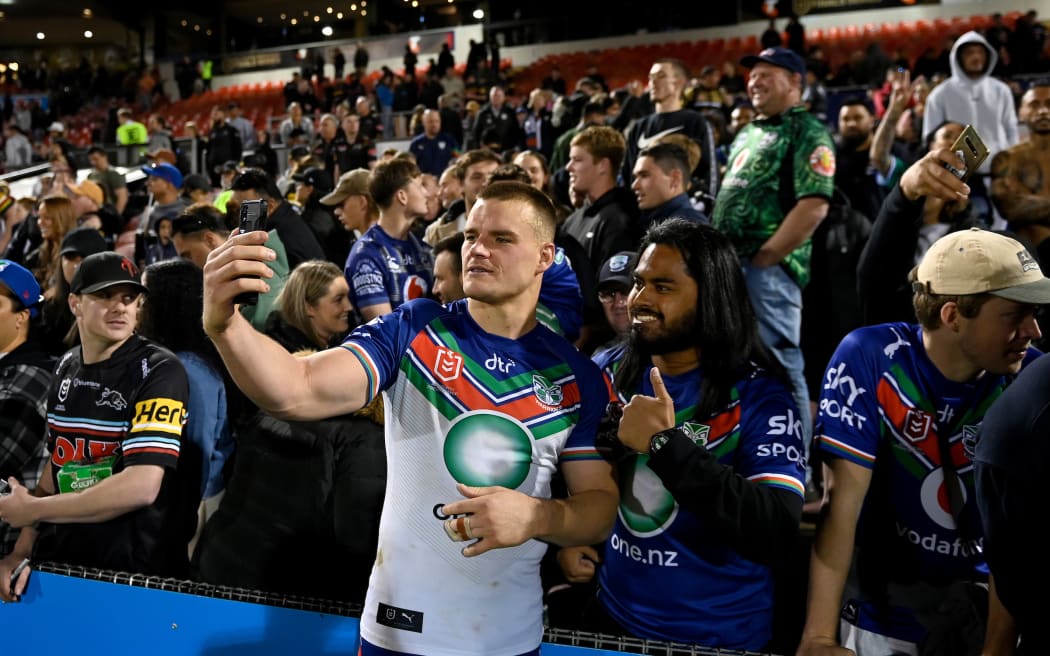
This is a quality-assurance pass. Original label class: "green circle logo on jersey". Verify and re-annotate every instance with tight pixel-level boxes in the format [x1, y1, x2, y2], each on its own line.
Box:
[443, 410, 534, 488]
[618, 455, 677, 537]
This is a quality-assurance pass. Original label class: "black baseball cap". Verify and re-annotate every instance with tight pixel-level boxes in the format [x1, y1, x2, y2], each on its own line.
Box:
[598, 251, 637, 289]
[60, 227, 109, 258]
[70, 252, 148, 295]
[292, 166, 334, 191]
[183, 173, 212, 193]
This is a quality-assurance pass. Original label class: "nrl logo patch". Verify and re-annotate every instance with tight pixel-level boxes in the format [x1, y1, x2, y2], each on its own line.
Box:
[532, 374, 563, 406]
[903, 408, 932, 443]
[681, 422, 710, 446]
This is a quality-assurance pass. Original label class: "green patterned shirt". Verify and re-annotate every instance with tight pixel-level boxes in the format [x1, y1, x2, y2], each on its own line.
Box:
[713, 105, 835, 288]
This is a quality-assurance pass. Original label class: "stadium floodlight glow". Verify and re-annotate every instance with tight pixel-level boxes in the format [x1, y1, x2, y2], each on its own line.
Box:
[36, 31, 45, 39]
[322, 25, 334, 36]
[472, 8, 484, 19]
[84, 29, 93, 38]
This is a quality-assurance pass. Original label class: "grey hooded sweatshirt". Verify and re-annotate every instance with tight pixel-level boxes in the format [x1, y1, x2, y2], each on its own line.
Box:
[922, 30, 1018, 174]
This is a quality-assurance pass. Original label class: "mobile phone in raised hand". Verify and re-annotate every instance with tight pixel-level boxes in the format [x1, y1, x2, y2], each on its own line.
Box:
[234, 199, 268, 306]
[945, 125, 989, 182]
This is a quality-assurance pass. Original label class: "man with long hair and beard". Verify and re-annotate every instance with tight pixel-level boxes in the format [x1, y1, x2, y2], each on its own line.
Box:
[558, 218, 806, 651]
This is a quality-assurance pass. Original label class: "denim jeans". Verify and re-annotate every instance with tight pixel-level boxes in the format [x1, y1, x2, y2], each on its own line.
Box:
[741, 259, 812, 461]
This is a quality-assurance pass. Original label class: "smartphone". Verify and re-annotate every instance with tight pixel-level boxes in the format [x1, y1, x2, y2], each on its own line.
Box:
[946, 125, 989, 182]
[0, 479, 9, 496]
[9, 557, 29, 598]
[234, 199, 268, 306]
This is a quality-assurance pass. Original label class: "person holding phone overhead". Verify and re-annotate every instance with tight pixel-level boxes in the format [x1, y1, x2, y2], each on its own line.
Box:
[857, 127, 989, 326]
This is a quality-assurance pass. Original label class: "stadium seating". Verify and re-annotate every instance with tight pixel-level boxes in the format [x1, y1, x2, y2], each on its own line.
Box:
[511, 11, 1001, 94]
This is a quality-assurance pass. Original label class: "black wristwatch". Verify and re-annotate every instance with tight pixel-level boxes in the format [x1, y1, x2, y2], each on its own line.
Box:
[649, 428, 677, 455]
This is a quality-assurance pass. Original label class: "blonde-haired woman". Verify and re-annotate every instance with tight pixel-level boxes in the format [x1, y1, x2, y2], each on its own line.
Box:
[264, 260, 353, 352]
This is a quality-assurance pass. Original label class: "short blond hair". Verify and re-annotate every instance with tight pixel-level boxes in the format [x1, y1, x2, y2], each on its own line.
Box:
[570, 125, 626, 173]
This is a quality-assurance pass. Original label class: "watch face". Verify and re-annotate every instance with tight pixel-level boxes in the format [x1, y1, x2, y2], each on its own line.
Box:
[650, 433, 670, 454]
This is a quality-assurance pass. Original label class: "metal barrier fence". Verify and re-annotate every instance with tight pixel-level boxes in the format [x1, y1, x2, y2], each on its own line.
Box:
[2, 562, 781, 656]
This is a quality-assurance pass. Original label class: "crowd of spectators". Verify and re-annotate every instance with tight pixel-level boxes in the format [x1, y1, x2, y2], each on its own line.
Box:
[1, 10, 1050, 655]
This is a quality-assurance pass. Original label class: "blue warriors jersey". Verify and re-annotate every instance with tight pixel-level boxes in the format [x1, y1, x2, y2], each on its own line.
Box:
[345, 224, 434, 311]
[816, 322, 1039, 584]
[593, 344, 806, 650]
[341, 299, 608, 656]
[537, 247, 583, 342]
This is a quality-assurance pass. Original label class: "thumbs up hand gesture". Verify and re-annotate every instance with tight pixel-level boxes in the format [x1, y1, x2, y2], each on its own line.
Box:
[617, 367, 677, 453]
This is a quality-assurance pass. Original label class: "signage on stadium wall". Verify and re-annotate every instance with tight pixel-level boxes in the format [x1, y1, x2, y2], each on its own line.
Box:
[224, 52, 286, 73]
[745, 0, 938, 18]
[221, 30, 456, 74]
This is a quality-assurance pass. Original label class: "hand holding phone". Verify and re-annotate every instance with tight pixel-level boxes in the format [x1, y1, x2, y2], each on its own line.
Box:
[234, 199, 268, 306]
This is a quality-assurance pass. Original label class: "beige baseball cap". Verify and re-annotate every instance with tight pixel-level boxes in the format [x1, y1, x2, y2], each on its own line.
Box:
[912, 227, 1050, 304]
[320, 169, 371, 206]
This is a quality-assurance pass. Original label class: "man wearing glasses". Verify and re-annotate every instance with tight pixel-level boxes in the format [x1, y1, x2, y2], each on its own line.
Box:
[593, 251, 636, 358]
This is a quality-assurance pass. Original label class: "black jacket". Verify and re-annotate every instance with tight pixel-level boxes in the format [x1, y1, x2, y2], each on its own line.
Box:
[562, 186, 640, 282]
[267, 201, 326, 270]
[192, 410, 386, 603]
